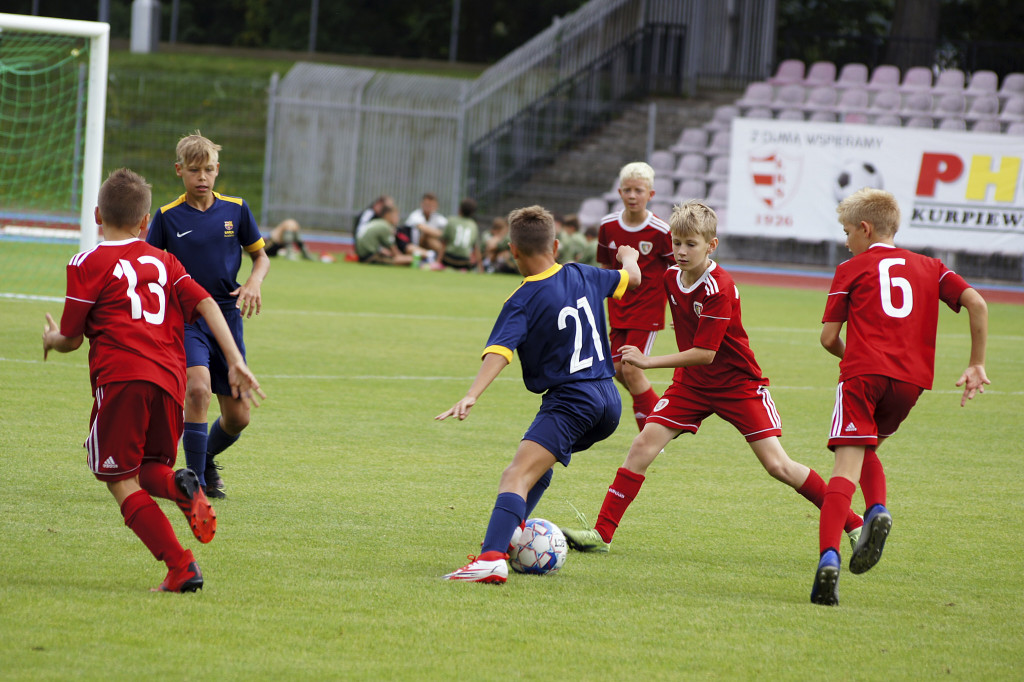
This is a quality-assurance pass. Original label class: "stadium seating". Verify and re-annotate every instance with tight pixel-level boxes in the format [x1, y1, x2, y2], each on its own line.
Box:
[938, 117, 966, 131]
[835, 62, 869, 91]
[1006, 121, 1024, 135]
[652, 176, 675, 197]
[736, 82, 774, 113]
[705, 182, 729, 210]
[577, 197, 609, 228]
[867, 89, 902, 118]
[965, 95, 1000, 122]
[768, 59, 805, 85]
[836, 87, 870, 116]
[934, 92, 966, 117]
[650, 201, 674, 220]
[602, 178, 621, 203]
[933, 68, 966, 94]
[675, 179, 708, 202]
[671, 153, 707, 182]
[745, 106, 773, 119]
[906, 115, 934, 129]
[809, 110, 838, 123]
[804, 61, 837, 86]
[965, 70, 999, 101]
[670, 128, 708, 155]
[971, 118, 1002, 133]
[873, 113, 902, 127]
[706, 131, 732, 158]
[901, 91, 933, 117]
[843, 112, 870, 124]
[997, 73, 1024, 104]
[803, 85, 838, 114]
[649, 150, 676, 173]
[900, 66, 933, 94]
[866, 64, 901, 91]
[705, 156, 730, 183]
[999, 96, 1024, 123]
[777, 108, 805, 121]
[772, 83, 806, 112]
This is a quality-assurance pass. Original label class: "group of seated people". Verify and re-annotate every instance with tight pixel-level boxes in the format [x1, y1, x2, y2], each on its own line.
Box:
[350, 193, 599, 274]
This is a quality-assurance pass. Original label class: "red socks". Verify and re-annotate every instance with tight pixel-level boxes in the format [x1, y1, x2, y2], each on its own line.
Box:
[819, 477, 856, 555]
[797, 469, 864, 533]
[138, 462, 177, 501]
[631, 388, 659, 431]
[594, 468, 646, 543]
[859, 448, 886, 510]
[120, 489, 186, 567]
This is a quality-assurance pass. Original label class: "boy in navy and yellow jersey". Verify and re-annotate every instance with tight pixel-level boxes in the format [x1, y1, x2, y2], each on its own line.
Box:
[436, 205, 641, 584]
[146, 131, 269, 499]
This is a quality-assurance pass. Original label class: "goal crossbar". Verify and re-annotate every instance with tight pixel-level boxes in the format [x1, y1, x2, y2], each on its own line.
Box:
[0, 13, 109, 251]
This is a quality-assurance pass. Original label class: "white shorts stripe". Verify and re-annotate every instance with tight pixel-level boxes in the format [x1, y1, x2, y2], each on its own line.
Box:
[641, 331, 658, 355]
[757, 385, 782, 429]
[86, 386, 103, 473]
[830, 382, 844, 439]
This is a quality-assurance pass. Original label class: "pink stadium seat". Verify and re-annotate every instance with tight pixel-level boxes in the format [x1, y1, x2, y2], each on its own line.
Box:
[809, 110, 838, 123]
[804, 61, 837, 86]
[872, 113, 902, 127]
[772, 83, 806, 111]
[906, 115, 934, 129]
[577, 197, 609, 229]
[999, 96, 1024, 123]
[867, 65, 901, 91]
[706, 131, 732, 158]
[649, 202, 674, 221]
[965, 70, 999, 101]
[744, 106, 773, 120]
[843, 112, 870, 124]
[669, 128, 708, 155]
[675, 179, 707, 201]
[602, 177, 621, 203]
[705, 181, 729, 210]
[932, 69, 965, 95]
[900, 66, 933, 94]
[1005, 121, 1024, 135]
[937, 117, 966, 131]
[803, 85, 838, 113]
[998, 73, 1024, 104]
[671, 153, 707, 182]
[900, 91, 933, 116]
[934, 92, 966, 117]
[970, 119, 1001, 133]
[836, 88, 870, 115]
[836, 63, 869, 90]
[777, 108, 805, 121]
[705, 156, 730, 183]
[965, 95, 999, 122]
[867, 89, 901, 116]
[736, 82, 774, 112]
[649, 150, 676, 172]
[704, 105, 740, 132]
[769, 59, 805, 85]
[652, 177, 675, 197]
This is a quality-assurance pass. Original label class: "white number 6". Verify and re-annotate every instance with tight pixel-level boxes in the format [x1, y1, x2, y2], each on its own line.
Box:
[878, 257, 913, 319]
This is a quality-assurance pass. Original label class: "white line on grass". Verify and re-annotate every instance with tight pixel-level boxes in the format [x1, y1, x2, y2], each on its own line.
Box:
[267, 309, 494, 323]
[0, 293, 63, 302]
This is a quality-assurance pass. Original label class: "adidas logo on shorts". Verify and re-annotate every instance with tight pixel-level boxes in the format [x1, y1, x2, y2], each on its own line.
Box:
[101, 456, 117, 469]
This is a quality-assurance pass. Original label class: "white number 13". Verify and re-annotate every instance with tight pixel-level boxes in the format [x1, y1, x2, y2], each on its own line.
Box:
[113, 256, 167, 325]
[558, 297, 605, 373]
[878, 257, 913, 319]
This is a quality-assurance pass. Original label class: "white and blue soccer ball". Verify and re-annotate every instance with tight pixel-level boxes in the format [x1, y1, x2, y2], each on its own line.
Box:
[509, 518, 567, 575]
[833, 159, 884, 202]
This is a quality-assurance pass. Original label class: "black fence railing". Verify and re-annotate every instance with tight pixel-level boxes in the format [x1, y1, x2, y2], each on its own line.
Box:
[467, 23, 687, 212]
[777, 33, 1024, 78]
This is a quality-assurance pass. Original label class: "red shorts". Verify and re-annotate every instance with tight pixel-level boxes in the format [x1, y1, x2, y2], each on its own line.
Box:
[646, 380, 782, 441]
[85, 381, 183, 482]
[609, 328, 658, 362]
[828, 375, 923, 450]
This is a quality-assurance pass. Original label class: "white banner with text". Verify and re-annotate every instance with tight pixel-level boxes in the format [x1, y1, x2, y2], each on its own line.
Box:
[726, 118, 1024, 254]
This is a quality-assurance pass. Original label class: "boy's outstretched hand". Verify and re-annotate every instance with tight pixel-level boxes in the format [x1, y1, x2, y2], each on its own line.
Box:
[436, 395, 477, 421]
[228, 361, 267, 408]
[956, 364, 990, 407]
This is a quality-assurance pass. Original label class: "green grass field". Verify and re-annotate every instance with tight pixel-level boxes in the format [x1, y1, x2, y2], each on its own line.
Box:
[2, 243, 1022, 680]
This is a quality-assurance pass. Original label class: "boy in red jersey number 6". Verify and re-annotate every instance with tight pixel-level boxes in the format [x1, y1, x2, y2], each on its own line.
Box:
[597, 162, 675, 430]
[811, 188, 988, 606]
[43, 168, 265, 592]
[563, 201, 863, 555]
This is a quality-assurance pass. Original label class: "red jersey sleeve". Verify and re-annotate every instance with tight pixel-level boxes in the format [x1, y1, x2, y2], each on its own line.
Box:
[60, 255, 104, 338]
[938, 268, 970, 312]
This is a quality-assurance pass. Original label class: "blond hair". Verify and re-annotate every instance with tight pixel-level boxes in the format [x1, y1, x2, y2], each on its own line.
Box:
[837, 188, 901, 237]
[175, 130, 221, 166]
[618, 161, 655, 189]
[98, 168, 151, 228]
[508, 205, 555, 256]
[669, 200, 717, 242]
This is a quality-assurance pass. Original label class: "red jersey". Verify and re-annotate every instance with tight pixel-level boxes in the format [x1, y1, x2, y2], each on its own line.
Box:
[822, 243, 969, 390]
[665, 261, 766, 390]
[597, 210, 674, 331]
[59, 238, 210, 403]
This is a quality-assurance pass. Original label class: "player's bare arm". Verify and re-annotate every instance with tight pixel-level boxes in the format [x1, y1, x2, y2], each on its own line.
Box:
[820, 321, 845, 359]
[196, 298, 267, 407]
[42, 312, 83, 359]
[621, 344, 715, 370]
[955, 287, 990, 407]
[616, 244, 642, 290]
[231, 248, 270, 318]
[436, 352, 509, 422]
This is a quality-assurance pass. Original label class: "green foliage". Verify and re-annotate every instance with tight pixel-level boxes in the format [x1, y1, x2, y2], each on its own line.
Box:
[2, 246, 1023, 679]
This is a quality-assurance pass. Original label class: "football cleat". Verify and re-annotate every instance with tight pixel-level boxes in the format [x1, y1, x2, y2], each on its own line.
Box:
[562, 502, 610, 553]
[173, 468, 217, 544]
[443, 551, 508, 583]
[846, 526, 862, 553]
[205, 458, 226, 499]
[810, 548, 841, 606]
[152, 550, 203, 593]
[850, 504, 892, 575]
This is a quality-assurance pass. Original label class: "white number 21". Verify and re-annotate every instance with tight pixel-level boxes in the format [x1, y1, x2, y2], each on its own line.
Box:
[558, 297, 605, 373]
[113, 256, 168, 325]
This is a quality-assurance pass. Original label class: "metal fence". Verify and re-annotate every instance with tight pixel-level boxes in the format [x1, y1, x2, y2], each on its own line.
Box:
[262, 0, 780, 232]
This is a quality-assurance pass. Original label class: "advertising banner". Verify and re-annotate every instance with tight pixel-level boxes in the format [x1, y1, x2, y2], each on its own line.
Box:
[726, 118, 1024, 254]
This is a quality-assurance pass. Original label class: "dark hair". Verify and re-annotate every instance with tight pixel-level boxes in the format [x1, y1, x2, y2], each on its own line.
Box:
[459, 198, 477, 217]
[507, 205, 554, 256]
[98, 168, 151, 228]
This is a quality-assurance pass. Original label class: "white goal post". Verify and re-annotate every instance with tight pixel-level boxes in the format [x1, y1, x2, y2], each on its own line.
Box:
[0, 13, 109, 251]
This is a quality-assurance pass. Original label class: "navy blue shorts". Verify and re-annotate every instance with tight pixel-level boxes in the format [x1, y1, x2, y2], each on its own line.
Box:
[522, 379, 621, 467]
[184, 306, 246, 396]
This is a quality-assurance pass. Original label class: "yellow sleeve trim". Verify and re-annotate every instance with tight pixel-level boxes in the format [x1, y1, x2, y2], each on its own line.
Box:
[159, 194, 187, 213]
[612, 269, 629, 300]
[245, 238, 266, 253]
[214, 192, 244, 206]
[482, 345, 513, 363]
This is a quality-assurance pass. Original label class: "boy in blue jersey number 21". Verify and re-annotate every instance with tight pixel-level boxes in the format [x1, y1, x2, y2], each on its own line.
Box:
[437, 205, 641, 584]
[146, 131, 270, 499]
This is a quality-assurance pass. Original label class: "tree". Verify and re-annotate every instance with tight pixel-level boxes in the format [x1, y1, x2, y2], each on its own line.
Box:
[886, 0, 940, 70]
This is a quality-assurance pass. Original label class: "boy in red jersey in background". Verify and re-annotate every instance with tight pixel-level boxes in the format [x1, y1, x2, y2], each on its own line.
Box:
[43, 168, 265, 592]
[811, 188, 988, 606]
[597, 162, 675, 430]
[563, 201, 863, 555]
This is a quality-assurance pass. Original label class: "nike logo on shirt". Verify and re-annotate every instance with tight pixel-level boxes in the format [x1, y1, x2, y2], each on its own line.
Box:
[176, 230, 193, 237]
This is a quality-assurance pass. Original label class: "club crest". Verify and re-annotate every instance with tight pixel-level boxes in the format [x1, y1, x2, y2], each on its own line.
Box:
[748, 151, 802, 208]
[693, 301, 703, 316]
[639, 241, 653, 255]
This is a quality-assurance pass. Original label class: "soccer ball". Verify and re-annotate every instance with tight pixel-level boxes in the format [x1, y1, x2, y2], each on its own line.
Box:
[509, 519, 567, 575]
[833, 160, 883, 202]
